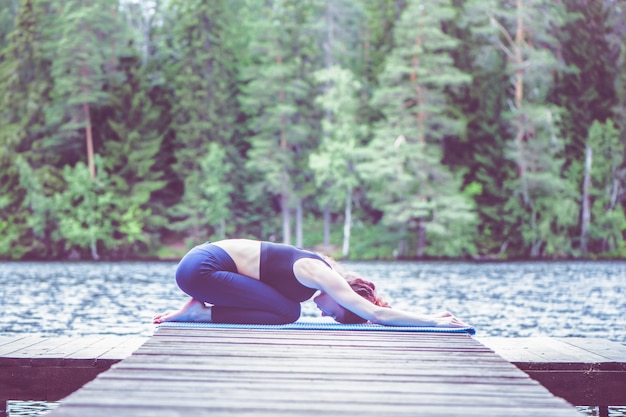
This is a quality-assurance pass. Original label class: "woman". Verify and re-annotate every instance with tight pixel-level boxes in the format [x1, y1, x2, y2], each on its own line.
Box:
[153, 239, 469, 329]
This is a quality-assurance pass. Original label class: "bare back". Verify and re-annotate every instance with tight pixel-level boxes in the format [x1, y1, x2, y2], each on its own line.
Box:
[211, 239, 262, 279]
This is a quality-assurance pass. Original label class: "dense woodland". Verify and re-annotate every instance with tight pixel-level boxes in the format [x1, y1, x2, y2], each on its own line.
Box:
[1, 0, 625, 261]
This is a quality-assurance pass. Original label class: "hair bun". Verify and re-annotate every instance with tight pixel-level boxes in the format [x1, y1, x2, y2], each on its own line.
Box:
[346, 275, 390, 308]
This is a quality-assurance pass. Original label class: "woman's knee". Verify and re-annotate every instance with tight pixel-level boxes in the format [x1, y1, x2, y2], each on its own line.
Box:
[175, 252, 204, 296]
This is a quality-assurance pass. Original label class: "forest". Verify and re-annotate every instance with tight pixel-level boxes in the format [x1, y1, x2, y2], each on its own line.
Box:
[1, 0, 625, 261]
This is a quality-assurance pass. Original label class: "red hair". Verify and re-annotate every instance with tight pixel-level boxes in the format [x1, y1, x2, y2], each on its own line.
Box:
[339, 275, 390, 324]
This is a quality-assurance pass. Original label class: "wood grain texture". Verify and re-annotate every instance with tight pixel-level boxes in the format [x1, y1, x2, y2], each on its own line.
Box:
[42, 329, 580, 416]
[478, 337, 626, 406]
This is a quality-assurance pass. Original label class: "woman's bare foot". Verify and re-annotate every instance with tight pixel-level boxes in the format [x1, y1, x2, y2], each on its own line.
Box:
[153, 298, 212, 324]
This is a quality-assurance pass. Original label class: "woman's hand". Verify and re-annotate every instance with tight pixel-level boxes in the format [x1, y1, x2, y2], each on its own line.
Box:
[431, 311, 470, 328]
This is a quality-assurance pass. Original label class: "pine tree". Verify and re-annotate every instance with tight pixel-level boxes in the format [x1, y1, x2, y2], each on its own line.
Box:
[552, 0, 623, 256]
[441, 0, 515, 257]
[360, 0, 476, 257]
[310, 66, 365, 257]
[553, 0, 620, 157]
[0, 0, 58, 259]
[311, 0, 365, 249]
[0, 0, 18, 54]
[165, 0, 240, 242]
[100, 54, 169, 254]
[580, 120, 625, 254]
[47, 0, 126, 178]
[485, 0, 577, 257]
[242, 0, 324, 245]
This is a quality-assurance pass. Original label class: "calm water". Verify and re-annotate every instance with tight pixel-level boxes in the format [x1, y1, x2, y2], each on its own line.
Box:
[1, 260, 625, 416]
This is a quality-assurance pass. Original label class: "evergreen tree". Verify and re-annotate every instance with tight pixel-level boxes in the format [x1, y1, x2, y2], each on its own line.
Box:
[607, 0, 626, 145]
[165, 0, 240, 242]
[552, 0, 620, 157]
[360, 0, 401, 89]
[242, 0, 324, 245]
[359, 0, 403, 134]
[313, 0, 365, 249]
[446, 0, 516, 257]
[0, 0, 18, 54]
[100, 54, 169, 254]
[0, 0, 58, 259]
[580, 120, 625, 254]
[552, 0, 623, 256]
[47, 0, 126, 177]
[486, 0, 576, 257]
[310, 66, 365, 257]
[360, 0, 476, 257]
[52, 157, 126, 260]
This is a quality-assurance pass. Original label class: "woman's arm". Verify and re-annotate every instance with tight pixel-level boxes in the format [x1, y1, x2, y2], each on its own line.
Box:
[294, 259, 469, 328]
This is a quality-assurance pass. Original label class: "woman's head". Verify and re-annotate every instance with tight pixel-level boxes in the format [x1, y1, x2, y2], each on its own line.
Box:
[312, 276, 389, 324]
[340, 275, 390, 324]
[316, 255, 390, 324]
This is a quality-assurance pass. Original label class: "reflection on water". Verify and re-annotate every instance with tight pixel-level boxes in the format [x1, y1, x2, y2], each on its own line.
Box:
[1, 260, 625, 417]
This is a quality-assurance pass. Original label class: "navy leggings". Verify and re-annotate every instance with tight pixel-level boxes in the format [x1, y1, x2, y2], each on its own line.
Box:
[175, 242, 301, 324]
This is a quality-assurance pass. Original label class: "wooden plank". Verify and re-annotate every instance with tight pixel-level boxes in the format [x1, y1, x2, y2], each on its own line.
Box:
[44, 329, 581, 417]
[477, 336, 609, 364]
[478, 337, 626, 407]
[97, 336, 146, 360]
[556, 337, 626, 364]
[98, 368, 539, 386]
[38, 403, 582, 417]
[0, 335, 29, 347]
[0, 335, 147, 401]
[0, 336, 46, 357]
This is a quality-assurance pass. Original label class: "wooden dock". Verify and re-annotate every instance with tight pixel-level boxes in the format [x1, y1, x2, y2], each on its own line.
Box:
[0, 334, 147, 416]
[39, 327, 582, 417]
[479, 337, 626, 417]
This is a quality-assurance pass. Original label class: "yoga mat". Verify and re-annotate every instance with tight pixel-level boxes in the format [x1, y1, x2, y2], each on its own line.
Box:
[158, 317, 476, 335]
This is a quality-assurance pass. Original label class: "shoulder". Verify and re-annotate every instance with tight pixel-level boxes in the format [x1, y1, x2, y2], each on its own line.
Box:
[293, 257, 338, 290]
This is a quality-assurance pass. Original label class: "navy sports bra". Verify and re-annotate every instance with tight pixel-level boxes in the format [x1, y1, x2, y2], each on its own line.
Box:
[259, 242, 331, 302]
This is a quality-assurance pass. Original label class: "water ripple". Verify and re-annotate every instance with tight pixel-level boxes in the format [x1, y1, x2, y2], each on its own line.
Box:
[1, 260, 625, 343]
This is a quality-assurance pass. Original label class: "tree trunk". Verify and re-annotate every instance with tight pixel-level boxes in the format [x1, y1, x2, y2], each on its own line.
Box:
[83, 102, 95, 180]
[276, 54, 291, 245]
[323, 203, 331, 246]
[342, 186, 352, 258]
[580, 144, 592, 255]
[281, 179, 291, 245]
[295, 196, 303, 248]
[415, 221, 426, 258]
[514, 0, 529, 205]
[411, 28, 425, 143]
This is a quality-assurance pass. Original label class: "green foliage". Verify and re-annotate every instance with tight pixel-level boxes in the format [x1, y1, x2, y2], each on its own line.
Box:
[0, 0, 18, 54]
[0, 0, 61, 259]
[169, 143, 234, 242]
[586, 120, 625, 253]
[53, 157, 149, 259]
[103, 54, 169, 244]
[166, 0, 242, 240]
[1, 0, 626, 260]
[360, 0, 477, 257]
[310, 66, 364, 207]
[241, 0, 325, 242]
[47, 0, 127, 147]
[552, 0, 620, 157]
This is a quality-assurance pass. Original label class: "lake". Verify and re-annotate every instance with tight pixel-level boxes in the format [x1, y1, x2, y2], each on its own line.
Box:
[1, 260, 625, 416]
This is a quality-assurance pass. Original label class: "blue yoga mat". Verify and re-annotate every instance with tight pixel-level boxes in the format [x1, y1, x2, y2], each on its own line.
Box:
[158, 317, 476, 335]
